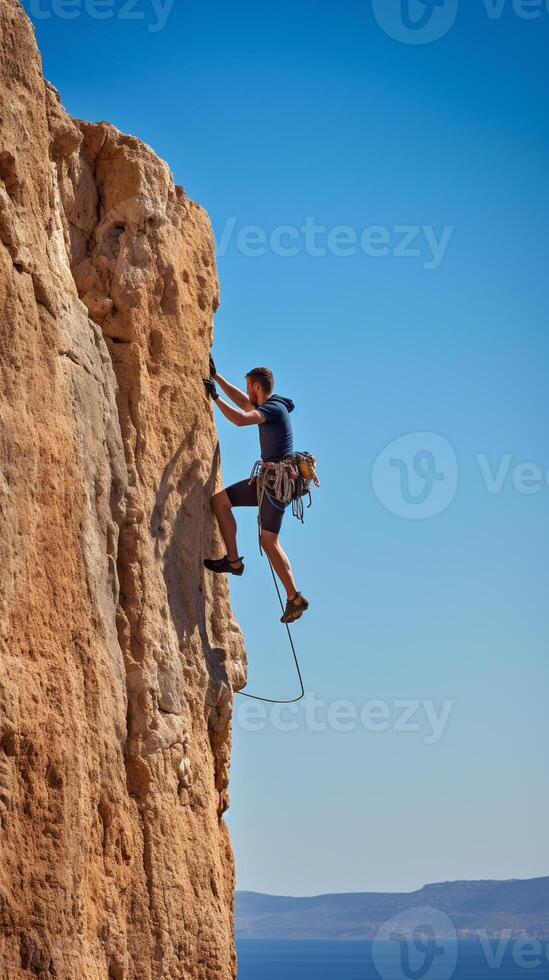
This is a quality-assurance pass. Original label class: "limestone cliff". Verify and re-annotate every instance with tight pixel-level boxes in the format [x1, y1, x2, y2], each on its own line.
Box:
[0, 0, 247, 975]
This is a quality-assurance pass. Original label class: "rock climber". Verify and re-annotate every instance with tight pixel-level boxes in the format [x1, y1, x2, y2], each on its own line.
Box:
[202, 354, 309, 624]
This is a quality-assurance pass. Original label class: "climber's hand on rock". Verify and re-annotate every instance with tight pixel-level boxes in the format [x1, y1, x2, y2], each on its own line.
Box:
[209, 353, 217, 378]
[203, 377, 219, 401]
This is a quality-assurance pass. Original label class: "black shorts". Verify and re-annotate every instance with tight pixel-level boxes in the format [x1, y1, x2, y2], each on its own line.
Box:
[225, 476, 288, 534]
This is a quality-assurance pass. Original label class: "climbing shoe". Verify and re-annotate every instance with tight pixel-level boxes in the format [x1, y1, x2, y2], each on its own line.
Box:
[280, 591, 309, 624]
[203, 554, 245, 576]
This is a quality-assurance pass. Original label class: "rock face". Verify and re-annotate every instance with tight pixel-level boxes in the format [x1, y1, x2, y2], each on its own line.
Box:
[0, 0, 246, 975]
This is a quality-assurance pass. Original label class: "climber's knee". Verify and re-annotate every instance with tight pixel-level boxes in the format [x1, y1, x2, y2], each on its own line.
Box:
[211, 489, 232, 511]
[260, 528, 278, 550]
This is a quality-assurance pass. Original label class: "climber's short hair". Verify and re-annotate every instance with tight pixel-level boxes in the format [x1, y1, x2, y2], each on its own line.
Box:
[245, 367, 274, 395]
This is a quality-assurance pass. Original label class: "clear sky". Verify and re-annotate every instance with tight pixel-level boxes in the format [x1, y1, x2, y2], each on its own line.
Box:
[28, 0, 549, 895]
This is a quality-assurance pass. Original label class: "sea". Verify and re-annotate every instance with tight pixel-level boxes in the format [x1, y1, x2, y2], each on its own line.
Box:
[236, 939, 549, 979]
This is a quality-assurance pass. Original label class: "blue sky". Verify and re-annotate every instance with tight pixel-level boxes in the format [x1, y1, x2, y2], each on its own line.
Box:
[28, 0, 549, 894]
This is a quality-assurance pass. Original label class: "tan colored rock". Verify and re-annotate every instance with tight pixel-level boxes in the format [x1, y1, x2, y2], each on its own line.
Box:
[0, 0, 246, 976]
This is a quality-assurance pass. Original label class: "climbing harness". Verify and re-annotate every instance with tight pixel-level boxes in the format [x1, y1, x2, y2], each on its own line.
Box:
[235, 451, 320, 704]
[248, 451, 320, 552]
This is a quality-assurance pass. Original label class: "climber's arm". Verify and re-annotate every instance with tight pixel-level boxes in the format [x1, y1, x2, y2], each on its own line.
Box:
[215, 399, 265, 427]
[214, 373, 252, 410]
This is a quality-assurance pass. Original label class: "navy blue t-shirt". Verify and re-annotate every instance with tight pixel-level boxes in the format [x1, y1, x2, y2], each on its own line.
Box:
[257, 394, 295, 462]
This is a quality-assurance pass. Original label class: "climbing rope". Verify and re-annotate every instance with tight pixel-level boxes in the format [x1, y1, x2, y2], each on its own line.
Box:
[234, 511, 305, 705]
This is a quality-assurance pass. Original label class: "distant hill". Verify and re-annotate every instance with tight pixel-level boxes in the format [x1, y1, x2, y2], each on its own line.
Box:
[236, 878, 549, 940]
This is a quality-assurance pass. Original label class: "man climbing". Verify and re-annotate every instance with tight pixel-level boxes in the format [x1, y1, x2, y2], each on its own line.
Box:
[202, 354, 309, 624]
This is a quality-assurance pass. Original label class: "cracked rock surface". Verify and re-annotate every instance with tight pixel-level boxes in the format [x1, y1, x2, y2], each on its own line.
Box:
[0, 1, 247, 976]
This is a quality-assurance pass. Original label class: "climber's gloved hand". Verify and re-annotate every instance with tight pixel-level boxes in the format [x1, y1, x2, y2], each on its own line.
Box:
[209, 352, 217, 378]
[203, 377, 219, 401]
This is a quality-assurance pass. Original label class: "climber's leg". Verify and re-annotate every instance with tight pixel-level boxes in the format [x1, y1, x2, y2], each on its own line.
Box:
[259, 511, 309, 622]
[259, 530, 301, 602]
[210, 489, 242, 570]
[208, 477, 260, 568]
